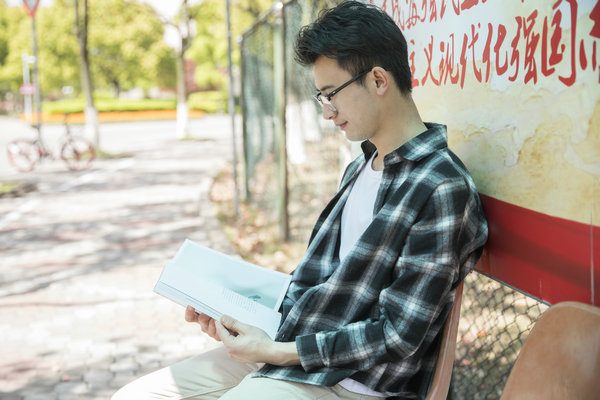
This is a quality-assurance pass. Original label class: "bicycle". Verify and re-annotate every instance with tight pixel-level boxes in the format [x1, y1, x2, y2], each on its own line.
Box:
[7, 113, 96, 172]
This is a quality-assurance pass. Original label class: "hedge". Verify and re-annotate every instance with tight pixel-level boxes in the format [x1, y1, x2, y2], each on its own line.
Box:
[42, 91, 228, 115]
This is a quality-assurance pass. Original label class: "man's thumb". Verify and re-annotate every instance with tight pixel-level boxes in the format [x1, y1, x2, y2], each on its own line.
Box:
[220, 315, 241, 335]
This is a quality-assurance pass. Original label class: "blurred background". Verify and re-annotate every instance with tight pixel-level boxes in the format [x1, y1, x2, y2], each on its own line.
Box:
[0, 0, 598, 399]
[0, 0, 271, 130]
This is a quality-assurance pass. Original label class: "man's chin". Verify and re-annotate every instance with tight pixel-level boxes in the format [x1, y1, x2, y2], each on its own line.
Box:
[343, 130, 365, 142]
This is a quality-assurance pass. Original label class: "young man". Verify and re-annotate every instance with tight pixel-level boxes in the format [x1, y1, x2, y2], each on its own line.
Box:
[113, 1, 487, 399]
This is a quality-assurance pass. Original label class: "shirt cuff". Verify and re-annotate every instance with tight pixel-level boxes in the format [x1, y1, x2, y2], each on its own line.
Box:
[296, 333, 326, 372]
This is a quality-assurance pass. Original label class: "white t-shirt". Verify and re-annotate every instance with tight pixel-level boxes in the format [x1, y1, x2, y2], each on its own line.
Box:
[338, 152, 386, 397]
[339, 152, 383, 260]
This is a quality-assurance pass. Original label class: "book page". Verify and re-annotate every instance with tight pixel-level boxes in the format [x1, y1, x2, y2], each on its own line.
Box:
[154, 261, 282, 339]
[221, 286, 258, 314]
[171, 240, 291, 311]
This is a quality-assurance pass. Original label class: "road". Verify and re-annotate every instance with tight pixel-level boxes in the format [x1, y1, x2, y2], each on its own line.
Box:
[0, 115, 237, 399]
[0, 116, 238, 174]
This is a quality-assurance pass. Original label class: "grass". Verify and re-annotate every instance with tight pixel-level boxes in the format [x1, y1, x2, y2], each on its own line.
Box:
[23, 109, 207, 124]
[188, 91, 228, 114]
[0, 182, 19, 195]
[43, 98, 177, 115]
[0, 181, 37, 198]
[94, 150, 133, 159]
[42, 91, 228, 115]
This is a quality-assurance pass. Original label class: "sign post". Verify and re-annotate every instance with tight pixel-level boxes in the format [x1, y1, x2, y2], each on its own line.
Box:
[21, 52, 34, 124]
[22, 0, 41, 134]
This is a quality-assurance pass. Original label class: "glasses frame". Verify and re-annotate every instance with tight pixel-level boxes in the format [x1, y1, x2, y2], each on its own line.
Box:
[313, 69, 371, 112]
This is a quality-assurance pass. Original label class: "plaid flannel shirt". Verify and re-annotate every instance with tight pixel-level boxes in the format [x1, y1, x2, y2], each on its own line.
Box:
[255, 123, 488, 399]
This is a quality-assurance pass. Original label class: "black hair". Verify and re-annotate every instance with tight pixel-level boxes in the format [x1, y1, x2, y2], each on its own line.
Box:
[295, 1, 412, 94]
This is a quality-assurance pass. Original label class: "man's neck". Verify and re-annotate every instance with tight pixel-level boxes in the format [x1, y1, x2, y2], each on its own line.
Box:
[370, 94, 427, 171]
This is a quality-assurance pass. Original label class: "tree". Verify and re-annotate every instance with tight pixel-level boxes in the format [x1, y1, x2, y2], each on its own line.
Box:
[187, 0, 225, 90]
[37, 1, 79, 95]
[88, 0, 172, 95]
[0, 5, 30, 94]
[169, 0, 199, 138]
[0, 0, 173, 100]
[0, 1, 9, 69]
[144, 0, 272, 138]
[0, 0, 270, 117]
[0, 1, 83, 98]
[74, 0, 99, 147]
[154, 43, 177, 89]
[187, 0, 272, 91]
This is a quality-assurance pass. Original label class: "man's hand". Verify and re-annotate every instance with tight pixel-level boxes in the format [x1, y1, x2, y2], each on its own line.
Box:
[215, 315, 300, 366]
[185, 306, 221, 341]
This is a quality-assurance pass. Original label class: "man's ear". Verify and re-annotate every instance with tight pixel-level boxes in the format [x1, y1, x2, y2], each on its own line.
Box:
[371, 67, 390, 94]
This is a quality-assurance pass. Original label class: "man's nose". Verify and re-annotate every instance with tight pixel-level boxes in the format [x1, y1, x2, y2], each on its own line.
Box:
[321, 105, 336, 120]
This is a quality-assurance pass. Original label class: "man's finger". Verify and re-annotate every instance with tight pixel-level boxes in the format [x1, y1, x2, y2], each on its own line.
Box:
[185, 305, 198, 322]
[207, 319, 221, 341]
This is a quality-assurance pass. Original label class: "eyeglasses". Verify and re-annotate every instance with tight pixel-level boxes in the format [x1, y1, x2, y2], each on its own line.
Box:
[313, 70, 370, 113]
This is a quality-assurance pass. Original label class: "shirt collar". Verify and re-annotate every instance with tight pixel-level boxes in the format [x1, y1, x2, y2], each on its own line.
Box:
[360, 122, 448, 166]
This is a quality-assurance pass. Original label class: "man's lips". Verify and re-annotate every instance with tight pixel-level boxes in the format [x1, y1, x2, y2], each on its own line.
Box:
[336, 122, 347, 130]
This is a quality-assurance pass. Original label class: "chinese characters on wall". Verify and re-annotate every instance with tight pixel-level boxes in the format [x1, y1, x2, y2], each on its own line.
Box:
[371, 0, 600, 88]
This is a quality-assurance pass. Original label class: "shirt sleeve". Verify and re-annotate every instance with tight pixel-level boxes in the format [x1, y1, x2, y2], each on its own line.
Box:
[295, 178, 485, 372]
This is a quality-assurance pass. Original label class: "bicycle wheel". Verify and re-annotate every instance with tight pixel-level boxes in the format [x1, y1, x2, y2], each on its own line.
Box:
[7, 139, 40, 172]
[60, 136, 95, 170]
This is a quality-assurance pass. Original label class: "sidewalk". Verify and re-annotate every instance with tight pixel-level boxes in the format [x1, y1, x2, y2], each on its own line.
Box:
[0, 118, 235, 399]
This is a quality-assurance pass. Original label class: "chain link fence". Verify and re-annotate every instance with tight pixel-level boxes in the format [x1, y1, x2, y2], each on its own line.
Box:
[452, 273, 548, 399]
[239, 1, 550, 398]
[240, 12, 276, 194]
[240, 0, 347, 240]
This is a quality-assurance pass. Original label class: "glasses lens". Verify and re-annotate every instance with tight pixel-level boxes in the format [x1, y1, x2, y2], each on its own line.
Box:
[314, 93, 336, 112]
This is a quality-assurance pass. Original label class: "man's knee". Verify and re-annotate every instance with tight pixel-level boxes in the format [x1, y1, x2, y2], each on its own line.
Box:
[110, 347, 259, 400]
[109, 364, 179, 400]
[111, 382, 135, 400]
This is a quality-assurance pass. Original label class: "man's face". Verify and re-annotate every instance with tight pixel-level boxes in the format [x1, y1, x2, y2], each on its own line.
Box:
[313, 56, 378, 142]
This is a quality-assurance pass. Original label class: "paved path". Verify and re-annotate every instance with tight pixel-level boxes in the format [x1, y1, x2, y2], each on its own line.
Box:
[0, 116, 236, 399]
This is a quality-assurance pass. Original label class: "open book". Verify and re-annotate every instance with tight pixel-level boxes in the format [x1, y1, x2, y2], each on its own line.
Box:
[154, 239, 291, 339]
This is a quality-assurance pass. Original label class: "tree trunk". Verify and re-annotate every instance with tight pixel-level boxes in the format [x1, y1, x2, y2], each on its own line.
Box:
[74, 0, 99, 148]
[175, 48, 188, 139]
[175, 0, 194, 139]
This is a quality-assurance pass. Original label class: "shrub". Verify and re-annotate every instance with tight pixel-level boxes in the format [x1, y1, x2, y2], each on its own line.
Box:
[43, 98, 177, 114]
[188, 91, 228, 114]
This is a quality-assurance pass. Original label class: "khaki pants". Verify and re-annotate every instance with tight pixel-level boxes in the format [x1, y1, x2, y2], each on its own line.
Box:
[111, 347, 382, 400]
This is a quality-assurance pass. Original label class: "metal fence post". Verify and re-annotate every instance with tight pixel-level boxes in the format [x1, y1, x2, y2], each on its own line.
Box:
[239, 38, 251, 202]
[273, 2, 289, 241]
[225, 0, 240, 217]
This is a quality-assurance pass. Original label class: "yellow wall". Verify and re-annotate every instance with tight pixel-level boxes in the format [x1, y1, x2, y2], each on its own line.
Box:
[371, 0, 599, 226]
